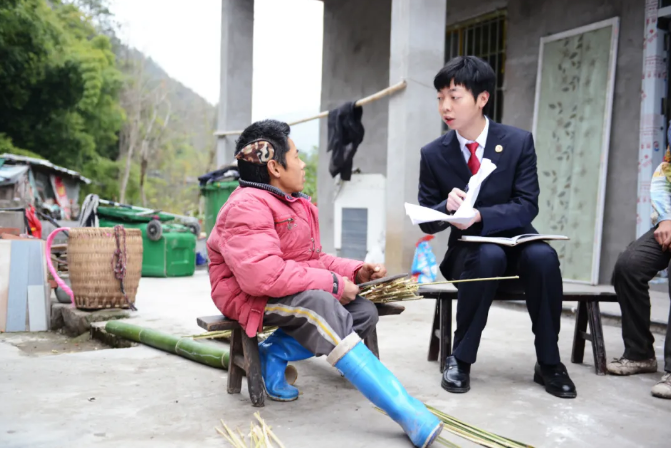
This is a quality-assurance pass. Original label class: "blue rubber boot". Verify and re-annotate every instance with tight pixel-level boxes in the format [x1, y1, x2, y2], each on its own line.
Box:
[259, 329, 313, 401]
[328, 334, 443, 448]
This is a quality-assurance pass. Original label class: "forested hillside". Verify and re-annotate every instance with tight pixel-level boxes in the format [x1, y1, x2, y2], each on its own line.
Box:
[0, 0, 217, 216]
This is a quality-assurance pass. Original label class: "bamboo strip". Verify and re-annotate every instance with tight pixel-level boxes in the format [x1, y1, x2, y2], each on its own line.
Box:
[426, 405, 532, 448]
[214, 80, 407, 137]
[375, 405, 532, 449]
[436, 435, 461, 448]
[422, 275, 520, 286]
[188, 326, 277, 341]
[216, 413, 284, 448]
[255, 413, 285, 448]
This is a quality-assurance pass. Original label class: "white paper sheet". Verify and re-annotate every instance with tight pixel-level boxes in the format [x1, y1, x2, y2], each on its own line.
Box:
[405, 158, 497, 226]
[404, 202, 475, 225]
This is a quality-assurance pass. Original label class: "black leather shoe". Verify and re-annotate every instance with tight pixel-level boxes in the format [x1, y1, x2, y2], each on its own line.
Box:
[441, 356, 471, 393]
[534, 362, 577, 398]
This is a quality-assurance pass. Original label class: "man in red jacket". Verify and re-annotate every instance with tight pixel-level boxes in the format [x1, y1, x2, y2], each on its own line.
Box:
[207, 120, 442, 448]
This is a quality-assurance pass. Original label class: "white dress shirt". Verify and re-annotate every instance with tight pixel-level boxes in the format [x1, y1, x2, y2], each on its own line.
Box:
[455, 117, 489, 164]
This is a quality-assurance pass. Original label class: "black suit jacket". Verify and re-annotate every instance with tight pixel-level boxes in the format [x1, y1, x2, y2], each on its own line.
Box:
[417, 121, 540, 254]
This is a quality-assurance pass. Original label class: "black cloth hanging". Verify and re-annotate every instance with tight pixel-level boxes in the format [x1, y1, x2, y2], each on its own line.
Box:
[327, 102, 365, 181]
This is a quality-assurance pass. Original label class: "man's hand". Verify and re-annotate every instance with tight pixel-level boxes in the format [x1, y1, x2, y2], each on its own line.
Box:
[340, 278, 360, 305]
[452, 209, 482, 231]
[355, 263, 388, 284]
[446, 188, 467, 213]
[654, 220, 671, 251]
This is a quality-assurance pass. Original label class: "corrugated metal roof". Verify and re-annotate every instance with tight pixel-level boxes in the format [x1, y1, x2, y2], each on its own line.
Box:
[0, 153, 91, 184]
[0, 165, 30, 186]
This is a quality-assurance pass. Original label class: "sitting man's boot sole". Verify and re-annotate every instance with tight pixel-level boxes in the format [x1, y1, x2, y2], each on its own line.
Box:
[264, 386, 299, 402]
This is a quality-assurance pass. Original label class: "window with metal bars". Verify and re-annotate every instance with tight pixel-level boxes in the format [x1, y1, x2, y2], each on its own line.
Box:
[445, 10, 507, 124]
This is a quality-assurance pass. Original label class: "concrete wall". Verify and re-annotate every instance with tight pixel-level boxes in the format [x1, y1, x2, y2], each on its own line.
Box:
[318, 0, 392, 254]
[447, 0, 644, 283]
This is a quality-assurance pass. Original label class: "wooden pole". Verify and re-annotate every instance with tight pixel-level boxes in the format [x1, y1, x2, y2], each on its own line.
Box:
[213, 80, 407, 137]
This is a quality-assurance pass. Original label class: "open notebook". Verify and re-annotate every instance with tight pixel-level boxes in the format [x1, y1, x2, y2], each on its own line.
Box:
[459, 234, 569, 247]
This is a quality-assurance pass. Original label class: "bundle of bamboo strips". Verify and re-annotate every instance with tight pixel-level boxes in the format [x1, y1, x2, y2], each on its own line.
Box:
[376, 405, 532, 448]
[216, 412, 284, 448]
[359, 274, 520, 303]
[359, 275, 423, 303]
[428, 404, 533, 448]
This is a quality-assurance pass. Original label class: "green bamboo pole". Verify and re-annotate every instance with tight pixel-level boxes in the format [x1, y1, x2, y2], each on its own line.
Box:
[105, 321, 229, 369]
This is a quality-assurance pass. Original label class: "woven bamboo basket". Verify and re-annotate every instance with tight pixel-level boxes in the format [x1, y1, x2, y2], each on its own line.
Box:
[47, 227, 143, 309]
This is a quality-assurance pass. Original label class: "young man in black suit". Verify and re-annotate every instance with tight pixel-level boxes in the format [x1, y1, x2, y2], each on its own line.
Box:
[418, 56, 576, 399]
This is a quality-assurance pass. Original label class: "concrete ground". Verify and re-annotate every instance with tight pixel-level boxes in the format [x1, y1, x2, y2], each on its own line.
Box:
[1, 271, 670, 447]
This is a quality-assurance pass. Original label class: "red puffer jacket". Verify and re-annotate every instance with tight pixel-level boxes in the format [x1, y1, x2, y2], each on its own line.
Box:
[207, 182, 363, 337]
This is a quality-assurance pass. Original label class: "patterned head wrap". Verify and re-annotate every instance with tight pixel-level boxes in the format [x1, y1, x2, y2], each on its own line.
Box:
[235, 140, 275, 165]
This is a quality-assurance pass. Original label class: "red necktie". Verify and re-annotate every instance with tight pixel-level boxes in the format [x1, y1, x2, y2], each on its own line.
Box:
[466, 142, 480, 175]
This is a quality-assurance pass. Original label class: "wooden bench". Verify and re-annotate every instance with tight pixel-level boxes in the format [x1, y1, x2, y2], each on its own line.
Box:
[196, 302, 405, 407]
[419, 285, 618, 376]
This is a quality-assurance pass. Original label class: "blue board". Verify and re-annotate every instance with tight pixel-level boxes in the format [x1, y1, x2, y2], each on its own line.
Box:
[27, 240, 44, 285]
[6, 240, 30, 332]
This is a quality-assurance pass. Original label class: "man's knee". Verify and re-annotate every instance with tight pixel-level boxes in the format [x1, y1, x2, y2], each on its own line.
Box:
[302, 289, 353, 332]
[468, 244, 507, 275]
[612, 249, 639, 282]
[306, 289, 338, 303]
[356, 297, 379, 329]
[520, 242, 559, 273]
[303, 290, 345, 313]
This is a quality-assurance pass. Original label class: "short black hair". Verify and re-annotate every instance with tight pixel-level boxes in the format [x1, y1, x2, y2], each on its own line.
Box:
[434, 56, 496, 104]
[235, 119, 291, 184]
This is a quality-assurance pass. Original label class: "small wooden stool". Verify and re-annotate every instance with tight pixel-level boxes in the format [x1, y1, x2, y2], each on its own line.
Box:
[197, 302, 405, 407]
[196, 316, 265, 407]
[364, 303, 405, 359]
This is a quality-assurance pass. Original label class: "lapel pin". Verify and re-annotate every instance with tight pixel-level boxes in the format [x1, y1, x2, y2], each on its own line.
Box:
[495, 145, 503, 153]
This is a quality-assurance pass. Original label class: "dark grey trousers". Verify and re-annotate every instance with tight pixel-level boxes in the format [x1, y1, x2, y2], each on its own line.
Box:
[263, 290, 379, 356]
[612, 227, 671, 372]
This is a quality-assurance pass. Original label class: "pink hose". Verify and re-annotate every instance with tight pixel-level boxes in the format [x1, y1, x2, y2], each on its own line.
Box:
[46, 227, 75, 306]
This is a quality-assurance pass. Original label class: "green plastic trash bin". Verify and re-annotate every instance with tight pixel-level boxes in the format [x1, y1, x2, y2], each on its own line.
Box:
[97, 206, 196, 278]
[201, 181, 238, 236]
